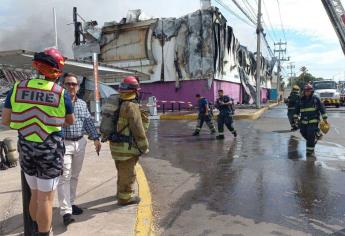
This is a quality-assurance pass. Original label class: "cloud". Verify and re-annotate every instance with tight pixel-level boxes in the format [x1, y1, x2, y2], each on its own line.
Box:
[0, 0, 200, 57]
[261, 0, 345, 43]
[0, 0, 344, 79]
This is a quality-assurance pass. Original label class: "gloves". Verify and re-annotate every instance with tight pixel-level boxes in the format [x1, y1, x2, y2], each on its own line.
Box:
[94, 140, 102, 156]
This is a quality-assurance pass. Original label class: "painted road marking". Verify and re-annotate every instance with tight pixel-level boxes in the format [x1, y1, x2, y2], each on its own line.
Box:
[134, 164, 154, 236]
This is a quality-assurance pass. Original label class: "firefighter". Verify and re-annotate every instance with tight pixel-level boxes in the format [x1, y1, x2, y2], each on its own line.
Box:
[1, 48, 75, 236]
[294, 84, 328, 157]
[193, 94, 216, 136]
[215, 90, 237, 139]
[109, 76, 149, 206]
[286, 85, 300, 131]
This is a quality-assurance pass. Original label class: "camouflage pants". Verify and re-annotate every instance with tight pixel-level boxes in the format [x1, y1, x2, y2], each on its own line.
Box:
[18, 135, 65, 179]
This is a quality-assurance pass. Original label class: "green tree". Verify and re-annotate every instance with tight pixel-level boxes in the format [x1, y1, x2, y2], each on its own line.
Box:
[288, 66, 324, 89]
[300, 66, 308, 75]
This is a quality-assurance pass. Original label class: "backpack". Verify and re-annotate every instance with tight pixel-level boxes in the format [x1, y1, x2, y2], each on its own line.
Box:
[100, 95, 150, 143]
[0, 138, 18, 170]
[100, 94, 121, 141]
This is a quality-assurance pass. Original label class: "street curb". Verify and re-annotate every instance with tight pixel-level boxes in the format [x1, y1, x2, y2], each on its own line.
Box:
[160, 103, 279, 121]
[160, 113, 197, 120]
[134, 164, 154, 236]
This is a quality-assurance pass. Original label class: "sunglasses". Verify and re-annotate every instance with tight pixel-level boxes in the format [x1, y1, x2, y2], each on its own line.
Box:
[64, 82, 78, 87]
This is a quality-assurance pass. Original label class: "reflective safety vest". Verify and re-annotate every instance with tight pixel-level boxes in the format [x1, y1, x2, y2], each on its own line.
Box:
[10, 79, 66, 143]
[287, 92, 300, 111]
[294, 95, 327, 124]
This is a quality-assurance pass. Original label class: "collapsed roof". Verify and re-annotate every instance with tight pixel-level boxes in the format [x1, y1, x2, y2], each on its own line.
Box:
[0, 50, 148, 84]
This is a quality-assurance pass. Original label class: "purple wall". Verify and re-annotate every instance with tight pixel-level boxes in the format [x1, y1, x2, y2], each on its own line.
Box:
[213, 80, 242, 104]
[261, 88, 268, 103]
[139, 80, 268, 108]
[140, 80, 242, 105]
[140, 80, 212, 105]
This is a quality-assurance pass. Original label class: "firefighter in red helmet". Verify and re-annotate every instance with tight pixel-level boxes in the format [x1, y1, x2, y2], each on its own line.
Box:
[109, 76, 149, 205]
[294, 84, 328, 157]
[32, 48, 66, 79]
[1, 48, 75, 235]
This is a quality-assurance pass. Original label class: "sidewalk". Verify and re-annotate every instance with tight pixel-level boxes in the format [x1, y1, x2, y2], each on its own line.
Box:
[0, 129, 150, 236]
[159, 103, 279, 120]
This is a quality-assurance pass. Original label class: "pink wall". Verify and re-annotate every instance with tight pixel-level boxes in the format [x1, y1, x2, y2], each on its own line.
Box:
[140, 80, 213, 105]
[261, 88, 268, 103]
[140, 80, 242, 105]
[213, 80, 242, 104]
[139, 80, 267, 108]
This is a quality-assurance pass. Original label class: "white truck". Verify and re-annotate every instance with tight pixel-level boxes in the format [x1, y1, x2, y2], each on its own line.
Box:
[313, 80, 341, 107]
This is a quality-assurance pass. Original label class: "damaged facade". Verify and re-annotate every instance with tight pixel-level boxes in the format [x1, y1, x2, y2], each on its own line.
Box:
[0, 69, 32, 95]
[0, 68, 114, 111]
[75, 6, 275, 105]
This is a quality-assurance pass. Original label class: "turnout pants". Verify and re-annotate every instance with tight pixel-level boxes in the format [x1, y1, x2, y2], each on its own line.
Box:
[217, 115, 235, 135]
[300, 123, 319, 154]
[115, 156, 139, 203]
[195, 113, 216, 133]
[287, 110, 295, 127]
[58, 137, 87, 216]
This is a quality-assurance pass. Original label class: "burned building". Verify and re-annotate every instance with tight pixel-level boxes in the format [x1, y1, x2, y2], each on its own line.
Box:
[74, 5, 275, 105]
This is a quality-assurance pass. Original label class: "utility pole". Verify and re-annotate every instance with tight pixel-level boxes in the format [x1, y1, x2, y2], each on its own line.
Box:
[287, 62, 295, 87]
[274, 40, 289, 101]
[256, 0, 262, 109]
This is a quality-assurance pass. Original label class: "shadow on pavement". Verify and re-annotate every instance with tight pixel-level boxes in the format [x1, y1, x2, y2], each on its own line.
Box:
[0, 195, 120, 235]
[0, 213, 23, 235]
[53, 195, 120, 235]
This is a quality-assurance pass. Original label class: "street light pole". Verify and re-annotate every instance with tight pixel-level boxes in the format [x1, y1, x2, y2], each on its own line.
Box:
[93, 53, 101, 125]
[53, 8, 58, 49]
[256, 0, 262, 109]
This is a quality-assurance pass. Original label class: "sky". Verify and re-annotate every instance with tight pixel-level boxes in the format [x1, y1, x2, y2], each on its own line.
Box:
[0, 0, 344, 81]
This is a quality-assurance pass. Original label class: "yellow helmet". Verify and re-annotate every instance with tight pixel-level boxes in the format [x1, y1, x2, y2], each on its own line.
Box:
[292, 85, 300, 91]
[320, 120, 330, 134]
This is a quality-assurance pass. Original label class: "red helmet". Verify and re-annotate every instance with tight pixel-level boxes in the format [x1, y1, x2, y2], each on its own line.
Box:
[304, 84, 314, 92]
[32, 48, 65, 79]
[119, 76, 140, 92]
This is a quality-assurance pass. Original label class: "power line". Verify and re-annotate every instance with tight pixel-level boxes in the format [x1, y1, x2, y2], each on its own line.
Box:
[225, 0, 257, 25]
[262, 33, 275, 58]
[262, 0, 279, 41]
[241, 0, 275, 58]
[241, 0, 257, 20]
[214, 0, 256, 27]
[262, 21, 276, 44]
[276, 0, 287, 41]
[216, 0, 274, 59]
[243, 0, 257, 15]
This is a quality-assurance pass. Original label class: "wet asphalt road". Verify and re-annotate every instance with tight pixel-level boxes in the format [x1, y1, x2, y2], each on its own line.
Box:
[141, 105, 345, 236]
